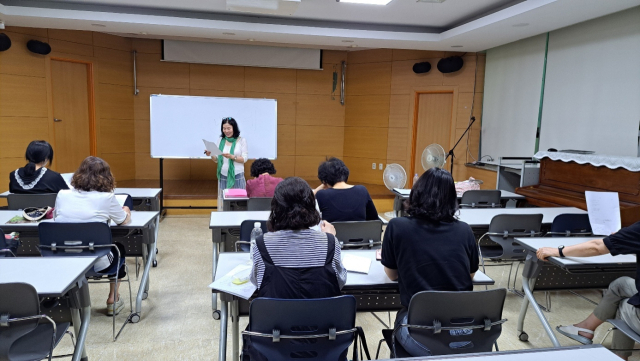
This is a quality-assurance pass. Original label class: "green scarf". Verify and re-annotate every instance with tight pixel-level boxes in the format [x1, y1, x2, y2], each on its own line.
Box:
[217, 137, 237, 189]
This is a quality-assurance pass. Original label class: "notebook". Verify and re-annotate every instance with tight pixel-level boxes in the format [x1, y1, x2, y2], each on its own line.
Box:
[342, 254, 371, 274]
[225, 189, 248, 198]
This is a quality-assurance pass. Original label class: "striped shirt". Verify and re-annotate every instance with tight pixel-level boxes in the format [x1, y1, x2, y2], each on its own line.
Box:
[250, 229, 347, 290]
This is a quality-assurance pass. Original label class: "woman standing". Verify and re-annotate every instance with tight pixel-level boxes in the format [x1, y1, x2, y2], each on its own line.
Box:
[204, 117, 248, 202]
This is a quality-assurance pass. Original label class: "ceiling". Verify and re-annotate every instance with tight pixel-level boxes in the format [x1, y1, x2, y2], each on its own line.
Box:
[0, 0, 639, 51]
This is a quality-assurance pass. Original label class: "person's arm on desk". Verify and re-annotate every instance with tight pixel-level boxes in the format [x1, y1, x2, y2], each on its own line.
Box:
[537, 239, 609, 260]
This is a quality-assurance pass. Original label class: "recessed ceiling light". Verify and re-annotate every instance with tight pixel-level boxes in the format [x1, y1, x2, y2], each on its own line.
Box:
[512, 23, 529, 27]
[140, 32, 147, 35]
[223, 32, 236, 36]
[248, 38, 255, 42]
[349, 44, 358, 48]
[337, 0, 393, 5]
[91, 23, 106, 27]
[342, 40, 354, 43]
[451, 45, 463, 48]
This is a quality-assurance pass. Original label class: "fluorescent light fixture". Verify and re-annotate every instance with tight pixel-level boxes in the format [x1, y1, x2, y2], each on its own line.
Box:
[337, 0, 393, 5]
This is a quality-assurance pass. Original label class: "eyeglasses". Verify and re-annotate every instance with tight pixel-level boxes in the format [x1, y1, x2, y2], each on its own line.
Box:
[223, 117, 234, 121]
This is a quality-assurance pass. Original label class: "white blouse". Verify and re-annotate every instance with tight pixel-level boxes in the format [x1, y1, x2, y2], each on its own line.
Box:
[213, 136, 248, 176]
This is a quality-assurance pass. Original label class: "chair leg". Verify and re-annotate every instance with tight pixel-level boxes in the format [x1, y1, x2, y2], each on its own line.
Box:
[375, 338, 386, 360]
[114, 264, 135, 341]
[494, 341, 499, 351]
[600, 327, 616, 344]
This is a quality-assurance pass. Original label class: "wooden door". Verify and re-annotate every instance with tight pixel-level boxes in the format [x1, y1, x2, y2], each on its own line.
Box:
[411, 92, 453, 182]
[51, 60, 92, 173]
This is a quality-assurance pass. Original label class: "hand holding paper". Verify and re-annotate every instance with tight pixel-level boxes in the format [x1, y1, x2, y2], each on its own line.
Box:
[202, 139, 223, 156]
[586, 191, 621, 236]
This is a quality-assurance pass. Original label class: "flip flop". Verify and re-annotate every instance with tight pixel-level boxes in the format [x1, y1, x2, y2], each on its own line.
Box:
[556, 325, 594, 345]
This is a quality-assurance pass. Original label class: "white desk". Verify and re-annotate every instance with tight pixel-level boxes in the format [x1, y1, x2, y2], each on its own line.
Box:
[391, 345, 619, 361]
[213, 249, 495, 361]
[0, 188, 162, 211]
[457, 207, 586, 227]
[0, 210, 160, 321]
[0, 257, 99, 361]
[514, 237, 636, 347]
[392, 189, 526, 216]
[221, 194, 250, 211]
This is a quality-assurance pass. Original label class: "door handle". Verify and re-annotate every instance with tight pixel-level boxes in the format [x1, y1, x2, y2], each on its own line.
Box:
[53, 118, 62, 122]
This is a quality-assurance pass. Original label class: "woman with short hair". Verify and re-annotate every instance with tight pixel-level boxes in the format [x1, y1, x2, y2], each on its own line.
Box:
[381, 168, 479, 356]
[246, 158, 282, 198]
[9, 140, 68, 194]
[314, 157, 378, 222]
[54, 156, 131, 316]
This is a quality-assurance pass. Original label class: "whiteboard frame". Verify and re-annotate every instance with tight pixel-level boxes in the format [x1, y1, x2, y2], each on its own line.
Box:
[149, 94, 278, 159]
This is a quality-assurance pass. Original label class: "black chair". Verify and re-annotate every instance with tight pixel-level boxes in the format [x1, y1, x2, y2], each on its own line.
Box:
[7, 193, 57, 210]
[38, 222, 133, 341]
[242, 296, 369, 361]
[460, 190, 501, 209]
[546, 213, 592, 237]
[333, 220, 383, 249]
[478, 214, 543, 262]
[247, 197, 272, 211]
[377, 289, 507, 358]
[0, 227, 17, 257]
[236, 220, 269, 252]
[0, 283, 70, 361]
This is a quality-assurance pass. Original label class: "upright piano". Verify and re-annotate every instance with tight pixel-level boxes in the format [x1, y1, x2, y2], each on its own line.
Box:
[516, 152, 640, 227]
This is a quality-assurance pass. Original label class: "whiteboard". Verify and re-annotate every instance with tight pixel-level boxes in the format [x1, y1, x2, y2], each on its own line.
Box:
[150, 95, 277, 159]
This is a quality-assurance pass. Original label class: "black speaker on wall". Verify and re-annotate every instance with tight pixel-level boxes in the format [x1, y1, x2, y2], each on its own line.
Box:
[412, 61, 431, 74]
[437, 56, 464, 73]
[0, 33, 11, 52]
[27, 39, 51, 55]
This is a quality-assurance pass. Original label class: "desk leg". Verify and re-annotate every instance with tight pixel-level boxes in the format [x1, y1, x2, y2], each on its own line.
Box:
[212, 228, 222, 316]
[517, 254, 561, 347]
[219, 300, 229, 361]
[70, 281, 91, 361]
[232, 299, 240, 361]
[135, 215, 158, 317]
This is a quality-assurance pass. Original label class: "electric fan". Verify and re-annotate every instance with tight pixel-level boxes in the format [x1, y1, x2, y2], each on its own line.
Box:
[382, 163, 407, 190]
[421, 143, 446, 171]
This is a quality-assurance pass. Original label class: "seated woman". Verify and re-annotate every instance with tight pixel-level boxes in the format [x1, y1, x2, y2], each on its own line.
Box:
[9, 140, 69, 194]
[381, 168, 479, 356]
[246, 158, 283, 198]
[313, 157, 378, 222]
[54, 156, 131, 316]
[250, 176, 347, 298]
[537, 225, 640, 360]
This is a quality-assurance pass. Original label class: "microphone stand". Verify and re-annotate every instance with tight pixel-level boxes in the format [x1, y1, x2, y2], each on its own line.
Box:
[446, 116, 476, 176]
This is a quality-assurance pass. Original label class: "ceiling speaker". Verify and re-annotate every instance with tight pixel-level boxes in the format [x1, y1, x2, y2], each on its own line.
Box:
[0, 33, 11, 52]
[412, 62, 431, 74]
[27, 40, 51, 55]
[437, 56, 463, 73]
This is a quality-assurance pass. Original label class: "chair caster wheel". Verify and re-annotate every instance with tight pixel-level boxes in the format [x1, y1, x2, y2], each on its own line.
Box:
[142, 292, 148, 300]
[213, 310, 221, 320]
[130, 314, 141, 323]
[153, 260, 158, 267]
[518, 332, 528, 342]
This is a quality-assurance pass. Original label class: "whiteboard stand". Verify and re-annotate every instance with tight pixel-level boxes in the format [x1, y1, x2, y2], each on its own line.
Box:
[158, 158, 218, 217]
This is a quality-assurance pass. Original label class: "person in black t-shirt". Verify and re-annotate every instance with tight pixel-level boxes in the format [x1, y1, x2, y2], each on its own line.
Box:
[9, 140, 69, 194]
[313, 157, 378, 222]
[381, 168, 479, 356]
[537, 223, 640, 359]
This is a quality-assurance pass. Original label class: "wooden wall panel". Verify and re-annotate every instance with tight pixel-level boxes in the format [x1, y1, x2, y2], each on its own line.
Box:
[94, 48, 133, 86]
[49, 39, 94, 57]
[297, 67, 336, 95]
[294, 156, 326, 179]
[342, 157, 385, 185]
[345, 62, 392, 96]
[386, 127, 409, 161]
[101, 153, 135, 180]
[95, 84, 134, 120]
[93, 32, 131, 51]
[190, 64, 244, 91]
[347, 49, 392, 64]
[190, 159, 218, 180]
[390, 59, 444, 95]
[5, 26, 48, 37]
[132, 39, 162, 54]
[0, 157, 26, 194]
[344, 95, 390, 128]
[189, 89, 244, 98]
[278, 125, 296, 156]
[136, 53, 190, 89]
[322, 50, 347, 64]
[0, 32, 47, 77]
[272, 156, 296, 178]
[48, 29, 93, 45]
[388, 94, 411, 128]
[163, 159, 192, 180]
[442, 54, 478, 93]
[244, 92, 296, 125]
[343, 127, 388, 159]
[135, 153, 158, 179]
[455, 92, 483, 128]
[135, 119, 150, 154]
[99, 119, 135, 153]
[296, 94, 344, 127]
[0, 117, 50, 158]
[295, 126, 344, 157]
[392, 50, 444, 61]
[245, 67, 296, 94]
[0, 74, 48, 117]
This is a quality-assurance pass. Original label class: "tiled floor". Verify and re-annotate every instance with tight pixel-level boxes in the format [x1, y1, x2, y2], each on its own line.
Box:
[51, 215, 637, 360]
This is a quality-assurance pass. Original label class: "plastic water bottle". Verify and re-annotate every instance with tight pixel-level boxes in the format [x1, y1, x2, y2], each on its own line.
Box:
[413, 173, 419, 185]
[250, 222, 263, 246]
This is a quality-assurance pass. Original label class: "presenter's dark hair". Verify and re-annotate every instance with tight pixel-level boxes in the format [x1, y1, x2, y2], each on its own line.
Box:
[317, 157, 349, 186]
[251, 158, 276, 178]
[407, 168, 458, 223]
[71, 156, 116, 193]
[268, 177, 321, 232]
[220, 117, 240, 138]
[23, 140, 52, 176]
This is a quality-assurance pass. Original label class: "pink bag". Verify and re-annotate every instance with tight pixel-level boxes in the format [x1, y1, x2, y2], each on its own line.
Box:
[224, 189, 248, 198]
[455, 177, 482, 197]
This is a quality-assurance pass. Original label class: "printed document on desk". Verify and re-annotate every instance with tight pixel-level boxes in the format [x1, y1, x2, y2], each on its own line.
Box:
[586, 191, 621, 236]
[342, 254, 371, 274]
[202, 139, 223, 156]
[209, 263, 257, 300]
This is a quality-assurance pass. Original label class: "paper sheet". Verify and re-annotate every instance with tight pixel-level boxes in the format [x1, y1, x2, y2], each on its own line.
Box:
[61, 173, 73, 188]
[208, 263, 257, 300]
[342, 254, 371, 274]
[585, 191, 621, 236]
[393, 188, 411, 196]
[202, 139, 223, 156]
[115, 194, 128, 207]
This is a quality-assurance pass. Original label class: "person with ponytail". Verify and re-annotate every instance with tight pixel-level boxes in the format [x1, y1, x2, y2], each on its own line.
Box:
[204, 117, 248, 207]
[9, 140, 69, 194]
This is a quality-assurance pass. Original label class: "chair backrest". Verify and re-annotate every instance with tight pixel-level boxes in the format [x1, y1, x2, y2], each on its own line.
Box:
[247, 197, 272, 211]
[607, 319, 640, 344]
[405, 289, 507, 356]
[246, 296, 357, 361]
[460, 190, 501, 208]
[333, 220, 383, 249]
[0, 283, 42, 352]
[37, 222, 113, 258]
[484, 214, 543, 260]
[7, 193, 57, 210]
[240, 220, 269, 242]
[548, 213, 592, 236]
